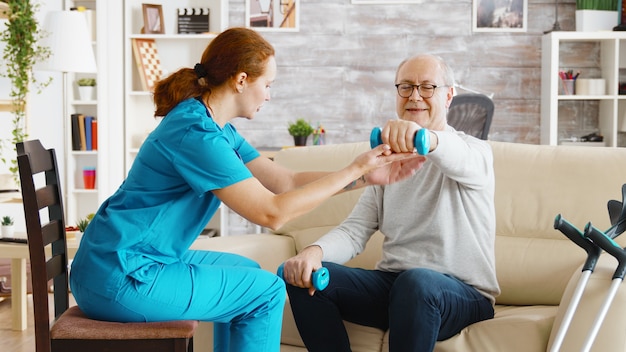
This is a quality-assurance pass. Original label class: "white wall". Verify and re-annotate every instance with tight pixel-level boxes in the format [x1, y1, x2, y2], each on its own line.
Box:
[0, 0, 63, 231]
[0, 0, 64, 179]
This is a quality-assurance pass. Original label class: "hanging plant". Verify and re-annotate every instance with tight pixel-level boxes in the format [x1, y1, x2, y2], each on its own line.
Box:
[0, 0, 51, 184]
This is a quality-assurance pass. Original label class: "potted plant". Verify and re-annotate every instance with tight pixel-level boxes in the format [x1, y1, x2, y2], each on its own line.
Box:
[288, 118, 314, 146]
[73, 213, 94, 243]
[77, 77, 96, 101]
[576, 0, 619, 31]
[0, 0, 51, 185]
[1, 215, 15, 238]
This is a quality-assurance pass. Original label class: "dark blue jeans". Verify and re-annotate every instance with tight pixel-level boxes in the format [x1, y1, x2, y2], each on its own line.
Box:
[286, 262, 494, 352]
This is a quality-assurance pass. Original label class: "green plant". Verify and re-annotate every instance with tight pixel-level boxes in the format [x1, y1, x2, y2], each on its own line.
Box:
[576, 0, 618, 10]
[1, 215, 14, 226]
[287, 118, 314, 137]
[76, 213, 95, 232]
[77, 78, 96, 86]
[0, 0, 51, 184]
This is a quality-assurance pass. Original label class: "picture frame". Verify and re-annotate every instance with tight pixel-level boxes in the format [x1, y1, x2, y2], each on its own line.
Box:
[142, 3, 165, 34]
[245, 0, 300, 32]
[131, 38, 163, 91]
[473, 0, 527, 32]
[351, 0, 422, 3]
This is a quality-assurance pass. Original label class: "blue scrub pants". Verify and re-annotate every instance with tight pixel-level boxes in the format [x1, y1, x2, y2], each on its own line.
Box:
[71, 250, 285, 352]
[286, 262, 494, 352]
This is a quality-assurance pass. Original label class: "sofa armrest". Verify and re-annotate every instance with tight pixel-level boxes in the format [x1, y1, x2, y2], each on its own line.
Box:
[190, 233, 296, 272]
[548, 253, 626, 352]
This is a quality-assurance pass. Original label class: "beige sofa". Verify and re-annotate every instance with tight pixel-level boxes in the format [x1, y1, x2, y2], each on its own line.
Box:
[191, 141, 626, 352]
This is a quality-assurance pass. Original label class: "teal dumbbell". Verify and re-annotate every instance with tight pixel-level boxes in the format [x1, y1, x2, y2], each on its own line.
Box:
[369, 127, 430, 155]
[277, 263, 330, 291]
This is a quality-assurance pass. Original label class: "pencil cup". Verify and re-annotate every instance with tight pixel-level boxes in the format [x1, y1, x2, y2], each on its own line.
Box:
[83, 168, 96, 189]
[560, 79, 575, 95]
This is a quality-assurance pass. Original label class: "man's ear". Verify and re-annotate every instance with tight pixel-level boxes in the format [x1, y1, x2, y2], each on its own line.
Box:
[445, 87, 454, 108]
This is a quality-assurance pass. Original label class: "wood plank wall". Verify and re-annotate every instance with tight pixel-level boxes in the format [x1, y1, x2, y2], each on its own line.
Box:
[225, 0, 580, 147]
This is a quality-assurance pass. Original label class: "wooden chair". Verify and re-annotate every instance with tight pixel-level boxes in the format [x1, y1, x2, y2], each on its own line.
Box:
[16, 139, 198, 352]
[447, 93, 494, 140]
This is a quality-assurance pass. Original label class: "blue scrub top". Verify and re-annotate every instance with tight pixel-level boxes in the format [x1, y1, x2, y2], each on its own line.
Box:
[70, 98, 260, 298]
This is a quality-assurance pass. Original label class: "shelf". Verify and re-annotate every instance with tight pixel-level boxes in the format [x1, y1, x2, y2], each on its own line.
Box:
[557, 95, 617, 100]
[540, 31, 626, 147]
[71, 100, 98, 105]
[128, 33, 219, 40]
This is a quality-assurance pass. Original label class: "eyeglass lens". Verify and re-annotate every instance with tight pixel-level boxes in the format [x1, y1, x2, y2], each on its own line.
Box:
[396, 84, 437, 98]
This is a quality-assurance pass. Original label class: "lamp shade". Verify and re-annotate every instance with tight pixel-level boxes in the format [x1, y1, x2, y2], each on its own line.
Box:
[37, 10, 96, 73]
[258, 0, 271, 13]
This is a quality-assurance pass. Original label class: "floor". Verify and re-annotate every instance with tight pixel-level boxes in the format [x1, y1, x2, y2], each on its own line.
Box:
[0, 293, 74, 352]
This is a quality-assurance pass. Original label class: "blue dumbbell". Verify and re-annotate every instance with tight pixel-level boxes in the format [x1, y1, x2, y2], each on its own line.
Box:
[369, 127, 430, 156]
[277, 263, 330, 291]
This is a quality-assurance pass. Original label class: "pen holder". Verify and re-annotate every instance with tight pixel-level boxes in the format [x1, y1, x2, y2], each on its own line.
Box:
[560, 79, 575, 95]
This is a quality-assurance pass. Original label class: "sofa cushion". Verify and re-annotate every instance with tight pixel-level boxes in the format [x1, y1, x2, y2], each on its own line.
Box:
[490, 141, 626, 305]
[432, 305, 556, 352]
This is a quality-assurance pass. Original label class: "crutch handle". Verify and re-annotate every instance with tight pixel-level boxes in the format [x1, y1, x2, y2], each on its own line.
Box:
[370, 127, 430, 155]
[554, 214, 601, 272]
[584, 223, 626, 280]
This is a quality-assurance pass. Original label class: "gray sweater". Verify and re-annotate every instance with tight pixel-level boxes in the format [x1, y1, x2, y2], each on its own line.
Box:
[314, 129, 501, 304]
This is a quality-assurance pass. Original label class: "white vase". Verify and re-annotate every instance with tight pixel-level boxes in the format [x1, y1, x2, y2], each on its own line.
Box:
[576, 10, 619, 32]
[1, 225, 14, 238]
[78, 86, 95, 101]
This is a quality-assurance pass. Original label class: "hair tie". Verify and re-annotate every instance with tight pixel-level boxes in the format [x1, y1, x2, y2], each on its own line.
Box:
[194, 63, 207, 79]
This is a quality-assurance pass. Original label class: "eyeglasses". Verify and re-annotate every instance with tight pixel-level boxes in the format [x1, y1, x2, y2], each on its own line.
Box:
[395, 83, 449, 99]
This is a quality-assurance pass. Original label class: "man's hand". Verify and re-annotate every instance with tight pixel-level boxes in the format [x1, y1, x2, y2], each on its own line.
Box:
[283, 245, 324, 296]
[382, 120, 421, 153]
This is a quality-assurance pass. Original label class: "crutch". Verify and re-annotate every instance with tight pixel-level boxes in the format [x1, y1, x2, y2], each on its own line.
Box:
[549, 215, 602, 352]
[581, 223, 626, 352]
[550, 184, 626, 352]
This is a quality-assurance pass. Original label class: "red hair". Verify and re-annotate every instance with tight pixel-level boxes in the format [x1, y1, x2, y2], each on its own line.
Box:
[153, 27, 275, 117]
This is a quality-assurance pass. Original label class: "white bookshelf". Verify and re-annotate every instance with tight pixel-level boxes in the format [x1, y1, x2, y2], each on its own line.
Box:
[123, 0, 231, 235]
[63, 0, 101, 226]
[541, 31, 626, 147]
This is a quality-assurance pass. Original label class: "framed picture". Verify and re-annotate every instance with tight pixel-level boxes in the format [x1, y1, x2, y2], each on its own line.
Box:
[473, 0, 527, 32]
[131, 38, 163, 91]
[245, 0, 300, 32]
[351, 0, 422, 3]
[142, 3, 165, 34]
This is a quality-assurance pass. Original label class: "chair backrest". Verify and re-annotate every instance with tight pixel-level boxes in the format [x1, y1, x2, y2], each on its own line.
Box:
[447, 93, 494, 140]
[17, 139, 69, 352]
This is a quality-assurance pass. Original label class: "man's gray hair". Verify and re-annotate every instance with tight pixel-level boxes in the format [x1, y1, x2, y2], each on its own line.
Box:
[395, 54, 455, 87]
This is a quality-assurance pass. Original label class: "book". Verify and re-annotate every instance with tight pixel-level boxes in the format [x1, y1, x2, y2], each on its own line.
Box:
[78, 114, 87, 151]
[177, 8, 210, 34]
[71, 114, 81, 150]
[91, 118, 98, 150]
[84, 116, 93, 151]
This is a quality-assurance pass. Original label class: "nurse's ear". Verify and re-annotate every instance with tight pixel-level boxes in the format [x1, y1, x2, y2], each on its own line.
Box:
[233, 72, 248, 93]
